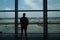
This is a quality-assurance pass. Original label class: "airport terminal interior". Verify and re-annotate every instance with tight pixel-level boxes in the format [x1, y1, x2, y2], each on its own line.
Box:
[0, 0, 60, 40]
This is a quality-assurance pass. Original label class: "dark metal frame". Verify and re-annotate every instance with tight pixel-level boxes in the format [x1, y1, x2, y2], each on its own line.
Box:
[0, 0, 60, 40]
[43, 0, 48, 40]
[15, 0, 18, 40]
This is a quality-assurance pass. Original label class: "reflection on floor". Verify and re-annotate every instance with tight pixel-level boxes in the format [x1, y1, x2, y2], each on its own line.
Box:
[0, 33, 60, 40]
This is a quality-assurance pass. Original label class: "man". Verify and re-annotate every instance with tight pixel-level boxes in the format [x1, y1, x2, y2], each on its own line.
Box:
[20, 13, 29, 40]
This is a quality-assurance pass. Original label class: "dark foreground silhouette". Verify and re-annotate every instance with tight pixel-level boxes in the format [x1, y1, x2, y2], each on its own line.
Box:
[20, 13, 29, 40]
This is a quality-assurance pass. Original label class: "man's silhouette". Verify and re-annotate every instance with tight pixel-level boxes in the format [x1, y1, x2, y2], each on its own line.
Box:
[20, 13, 29, 40]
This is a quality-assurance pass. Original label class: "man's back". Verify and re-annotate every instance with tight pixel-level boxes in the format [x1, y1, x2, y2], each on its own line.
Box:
[20, 17, 28, 26]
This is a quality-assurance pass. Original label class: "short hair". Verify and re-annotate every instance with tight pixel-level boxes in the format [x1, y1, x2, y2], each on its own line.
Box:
[23, 13, 26, 16]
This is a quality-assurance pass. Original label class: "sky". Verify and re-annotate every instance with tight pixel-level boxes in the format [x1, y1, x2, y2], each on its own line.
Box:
[0, 0, 60, 18]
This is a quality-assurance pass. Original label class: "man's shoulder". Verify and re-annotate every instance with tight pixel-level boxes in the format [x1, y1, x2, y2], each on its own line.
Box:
[20, 17, 23, 19]
[20, 17, 28, 20]
[25, 17, 28, 19]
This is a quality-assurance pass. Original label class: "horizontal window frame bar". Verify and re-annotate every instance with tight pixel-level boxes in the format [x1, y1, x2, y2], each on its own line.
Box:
[0, 17, 60, 20]
[0, 18, 60, 19]
[0, 31, 60, 34]
[0, 23, 43, 24]
[0, 10, 43, 12]
[47, 10, 60, 11]
[0, 23, 60, 24]
[0, 10, 60, 12]
[0, 18, 42, 19]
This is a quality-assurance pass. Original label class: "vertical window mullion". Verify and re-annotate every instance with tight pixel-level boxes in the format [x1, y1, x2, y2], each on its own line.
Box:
[43, 0, 48, 40]
[15, 0, 18, 40]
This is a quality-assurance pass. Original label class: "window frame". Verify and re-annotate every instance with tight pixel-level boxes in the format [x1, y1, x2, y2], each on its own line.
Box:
[0, 0, 60, 40]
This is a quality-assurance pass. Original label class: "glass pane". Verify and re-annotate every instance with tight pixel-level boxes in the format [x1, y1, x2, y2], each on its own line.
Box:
[18, 0, 43, 10]
[18, 24, 43, 33]
[0, 12, 15, 18]
[18, 12, 43, 33]
[48, 24, 60, 33]
[48, 12, 60, 23]
[18, 12, 43, 23]
[0, 12, 15, 33]
[48, 0, 60, 10]
[0, 0, 15, 10]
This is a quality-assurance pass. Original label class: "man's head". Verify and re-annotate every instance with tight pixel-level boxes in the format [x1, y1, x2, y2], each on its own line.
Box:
[23, 13, 26, 17]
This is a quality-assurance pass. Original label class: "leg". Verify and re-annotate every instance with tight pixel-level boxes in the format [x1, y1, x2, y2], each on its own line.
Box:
[24, 26, 28, 40]
[21, 27, 23, 40]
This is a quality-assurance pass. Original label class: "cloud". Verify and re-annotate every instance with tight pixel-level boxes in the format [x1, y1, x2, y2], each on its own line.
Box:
[48, 0, 60, 10]
[3, 0, 8, 2]
[53, 3, 60, 9]
[5, 7, 12, 10]
[24, 0, 41, 10]
[48, 3, 60, 10]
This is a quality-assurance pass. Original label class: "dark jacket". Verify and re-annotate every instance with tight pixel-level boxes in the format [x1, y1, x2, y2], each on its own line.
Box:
[20, 17, 29, 26]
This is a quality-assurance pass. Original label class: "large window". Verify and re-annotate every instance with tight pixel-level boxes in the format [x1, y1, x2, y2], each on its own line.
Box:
[47, 0, 60, 33]
[0, 0, 60, 40]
